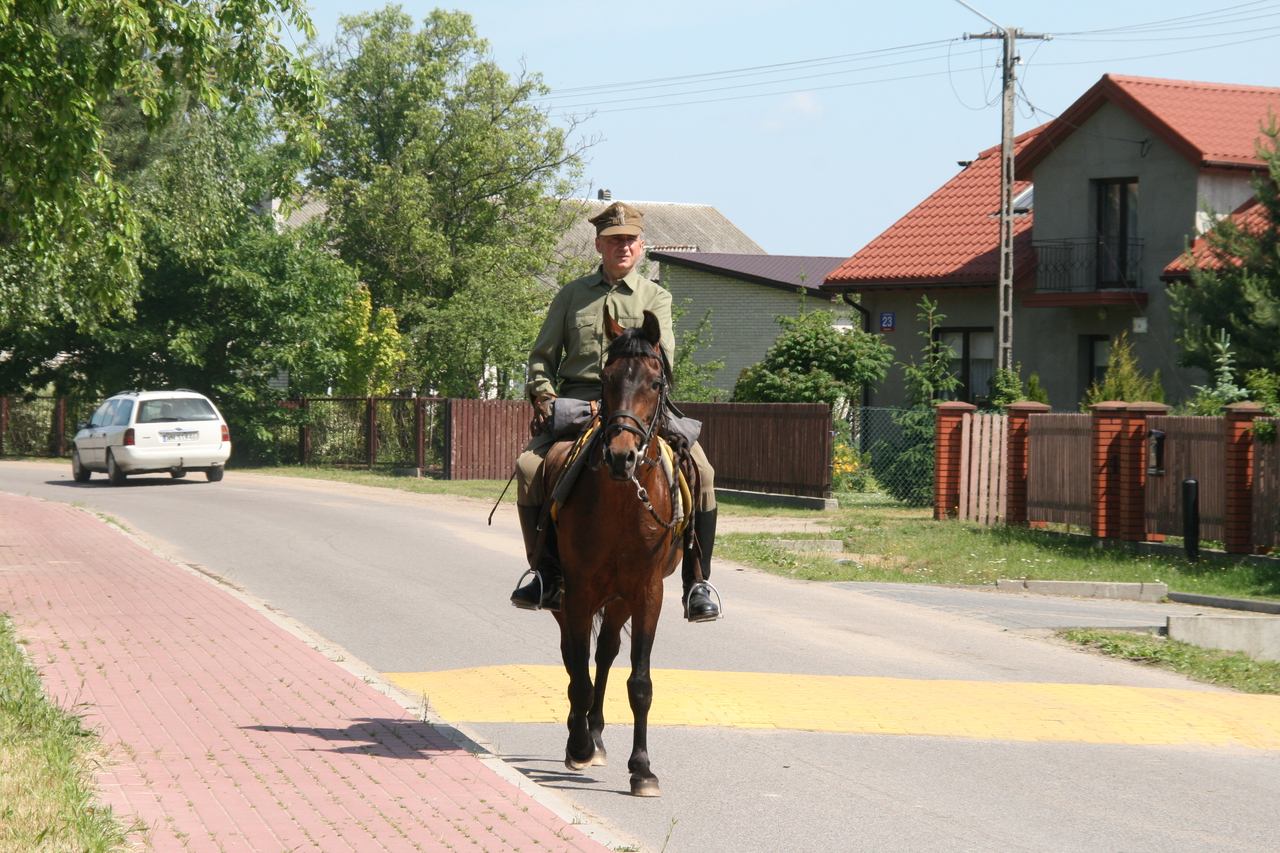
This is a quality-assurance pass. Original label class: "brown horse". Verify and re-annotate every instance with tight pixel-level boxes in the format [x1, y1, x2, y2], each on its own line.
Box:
[546, 308, 688, 798]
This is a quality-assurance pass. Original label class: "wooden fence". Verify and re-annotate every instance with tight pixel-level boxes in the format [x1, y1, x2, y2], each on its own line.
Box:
[957, 411, 1006, 524]
[1026, 413, 1092, 527]
[1144, 415, 1226, 542]
[678, 402, 832, 498]
[441, 399, 834, 497]
[444, 399, 527, 481]
[1255, 419, 1280, 549]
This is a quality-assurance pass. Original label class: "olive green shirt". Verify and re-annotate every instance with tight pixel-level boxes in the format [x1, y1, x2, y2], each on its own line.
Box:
[526, 266, 674, 401]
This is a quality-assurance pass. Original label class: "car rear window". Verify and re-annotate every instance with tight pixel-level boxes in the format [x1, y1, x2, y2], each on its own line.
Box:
[136, 398, 219, 423]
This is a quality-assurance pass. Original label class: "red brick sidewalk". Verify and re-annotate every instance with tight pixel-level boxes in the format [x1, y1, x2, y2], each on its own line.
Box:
[0, 493, 611, 852]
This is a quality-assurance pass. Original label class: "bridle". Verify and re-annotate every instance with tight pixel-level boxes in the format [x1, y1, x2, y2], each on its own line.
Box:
[592, 349, 680, 530]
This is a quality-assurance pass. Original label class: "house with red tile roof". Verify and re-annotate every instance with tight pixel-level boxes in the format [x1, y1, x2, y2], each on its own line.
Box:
[650, 250, 850, 394]
[824, 74, 1279, 409]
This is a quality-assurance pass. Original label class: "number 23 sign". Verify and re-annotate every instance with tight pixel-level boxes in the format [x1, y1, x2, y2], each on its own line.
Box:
[879, 312, 895, 332]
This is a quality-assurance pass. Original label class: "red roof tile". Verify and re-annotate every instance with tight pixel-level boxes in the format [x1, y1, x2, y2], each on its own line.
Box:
[1162, 197, 1272, 279]
[1018, 75, 1280, 177]
[824, 125, 1044, 288]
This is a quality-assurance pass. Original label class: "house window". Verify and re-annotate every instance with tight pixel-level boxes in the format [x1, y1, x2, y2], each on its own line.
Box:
[1079, 334, 1110, 398]
[1095, 179, 1138, 286]
[938, 328, 995, 405]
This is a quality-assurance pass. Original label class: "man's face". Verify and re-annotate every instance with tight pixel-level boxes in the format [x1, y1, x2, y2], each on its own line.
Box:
[595, 233, 645, 280]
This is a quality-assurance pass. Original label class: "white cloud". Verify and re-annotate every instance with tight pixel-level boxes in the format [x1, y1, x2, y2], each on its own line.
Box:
[759, 92, 824, 132]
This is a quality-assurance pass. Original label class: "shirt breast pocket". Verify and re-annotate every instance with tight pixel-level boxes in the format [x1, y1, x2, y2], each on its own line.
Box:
[569, 310, 602, 365]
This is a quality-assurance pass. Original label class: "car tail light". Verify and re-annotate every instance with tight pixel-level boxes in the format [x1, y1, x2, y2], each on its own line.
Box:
[124, 428, 135, 446]
[221, 424, 230, 443]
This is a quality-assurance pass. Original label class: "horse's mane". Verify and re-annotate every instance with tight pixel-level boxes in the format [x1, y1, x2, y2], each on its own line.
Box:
[606, 327, 673, 386]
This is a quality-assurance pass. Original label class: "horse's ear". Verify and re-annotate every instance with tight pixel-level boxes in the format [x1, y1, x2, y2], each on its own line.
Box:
[641, 310, 661, 348]
[604, 305, 625, 341]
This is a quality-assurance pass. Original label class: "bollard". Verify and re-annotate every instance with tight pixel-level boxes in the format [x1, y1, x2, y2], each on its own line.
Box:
[1182, 478, 1199, 563]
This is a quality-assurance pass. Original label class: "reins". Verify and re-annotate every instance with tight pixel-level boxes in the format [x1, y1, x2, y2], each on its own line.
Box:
[593, 349, 681, 531]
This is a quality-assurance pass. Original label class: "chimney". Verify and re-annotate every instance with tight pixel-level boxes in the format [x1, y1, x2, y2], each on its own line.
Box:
[598, 189, 611, 201]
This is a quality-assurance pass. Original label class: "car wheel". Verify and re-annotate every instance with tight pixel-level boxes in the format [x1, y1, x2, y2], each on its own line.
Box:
[72, 449, 91, 483]
[106, 451, 127, 486]
[170, 468, 186, 479]
[205, 466, 224, 482]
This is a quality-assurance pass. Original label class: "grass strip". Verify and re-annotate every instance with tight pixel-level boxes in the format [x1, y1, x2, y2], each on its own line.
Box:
[0, 616, 136, 853]
[237, 465, 511, 501]
[1060, 628, 1280, 694]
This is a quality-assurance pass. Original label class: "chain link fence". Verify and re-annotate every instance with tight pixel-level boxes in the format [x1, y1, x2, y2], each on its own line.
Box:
[302, 398, 447, 471]
[832, 407, 936, 507]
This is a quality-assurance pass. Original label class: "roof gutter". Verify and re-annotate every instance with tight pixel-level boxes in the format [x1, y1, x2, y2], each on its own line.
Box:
[841, 292, 871, 333]
[841, 293, 873, 410]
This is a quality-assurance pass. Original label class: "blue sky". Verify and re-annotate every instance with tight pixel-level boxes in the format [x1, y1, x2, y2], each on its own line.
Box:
[295, 0, 1280, 257]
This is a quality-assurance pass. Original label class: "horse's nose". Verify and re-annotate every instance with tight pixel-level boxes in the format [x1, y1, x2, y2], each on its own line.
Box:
[607, 447, 637, 480]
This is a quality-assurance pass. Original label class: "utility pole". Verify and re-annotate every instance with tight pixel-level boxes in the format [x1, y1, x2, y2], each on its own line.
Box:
[957, 1, 1049, 374]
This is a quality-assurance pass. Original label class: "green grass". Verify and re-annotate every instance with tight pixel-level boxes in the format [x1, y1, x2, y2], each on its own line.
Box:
[237, 465, 512, 502]
[0, 616, 137, 852]
[715, 495, 1280, 602]
[1060, 628, 1280, 694]
[229, 467, 1280, 601]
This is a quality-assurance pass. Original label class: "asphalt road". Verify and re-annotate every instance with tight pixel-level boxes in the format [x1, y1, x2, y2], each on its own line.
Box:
[3, 460, 1278, 853]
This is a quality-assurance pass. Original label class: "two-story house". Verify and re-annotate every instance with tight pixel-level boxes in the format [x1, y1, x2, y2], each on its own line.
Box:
[825, 74, 1279, 409]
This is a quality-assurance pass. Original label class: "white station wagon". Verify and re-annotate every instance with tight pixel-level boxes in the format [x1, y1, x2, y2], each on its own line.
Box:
[72, 390, 231, 485]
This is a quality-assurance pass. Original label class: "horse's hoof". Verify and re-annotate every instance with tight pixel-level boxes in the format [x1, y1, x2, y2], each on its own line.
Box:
[590, 749, 607, 767]
[630, 776, 661, 797]
[565, 749, 595, 772]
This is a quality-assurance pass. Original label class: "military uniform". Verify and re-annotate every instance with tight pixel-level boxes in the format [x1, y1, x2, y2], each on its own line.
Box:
[516, 266, 716, 510]
[511, 201, 720, 621]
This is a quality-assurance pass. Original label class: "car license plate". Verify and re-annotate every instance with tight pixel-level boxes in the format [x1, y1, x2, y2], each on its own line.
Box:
[161, 431, 198, 442]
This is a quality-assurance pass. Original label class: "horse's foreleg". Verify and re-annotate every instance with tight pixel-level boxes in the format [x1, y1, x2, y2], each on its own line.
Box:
[558, 609, 597, 771]
[587, 601, 630, 767]
[626, 586, 663, 797]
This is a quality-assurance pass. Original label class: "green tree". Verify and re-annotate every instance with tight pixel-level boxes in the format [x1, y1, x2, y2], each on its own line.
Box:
[989, 363, 1051, 409]
[333, 286, 406, 398]
[0, 109, 359, 461]
[1080, 332, 1165, 409]
[0, 0, 322, 328]
[1184, 330, 1249, 415]
[311, 5, 588, 397]
[732, 306, 893, 411]
[671, 304, 726, 402]
[874, 298, 960, 507]
[1170, 120, 1280, 375]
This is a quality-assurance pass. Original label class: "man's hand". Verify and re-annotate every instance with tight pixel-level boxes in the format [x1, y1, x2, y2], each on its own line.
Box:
[530, 394, 556, 437]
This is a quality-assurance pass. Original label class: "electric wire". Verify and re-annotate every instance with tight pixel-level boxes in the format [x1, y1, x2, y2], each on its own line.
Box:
[547, 43, 976, 111]
[546, 38, 955, 97]
[1056, 1, 1279, 35]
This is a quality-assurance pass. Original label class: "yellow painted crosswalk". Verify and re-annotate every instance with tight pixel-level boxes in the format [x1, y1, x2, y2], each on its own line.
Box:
[385, 665, 1280, 750]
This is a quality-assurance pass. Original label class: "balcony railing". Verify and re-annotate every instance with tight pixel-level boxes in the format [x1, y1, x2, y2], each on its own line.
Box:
[1033, 237, 1144, 293]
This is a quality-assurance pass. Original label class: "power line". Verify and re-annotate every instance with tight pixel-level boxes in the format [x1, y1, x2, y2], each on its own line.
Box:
[551, 63, 987, 118]
[547, 44, 976, 110]
[1038, 28, 1280, 66]
[1057, 1, 1278, 35]
[546, 39, 955, 97]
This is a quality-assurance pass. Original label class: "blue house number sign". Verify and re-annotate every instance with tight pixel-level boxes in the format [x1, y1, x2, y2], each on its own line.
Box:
[880, 312, 895, 332]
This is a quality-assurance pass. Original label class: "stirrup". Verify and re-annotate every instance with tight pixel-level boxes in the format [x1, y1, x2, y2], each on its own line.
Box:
[683, 580, 723, 622]
[511, 568, 562, 612]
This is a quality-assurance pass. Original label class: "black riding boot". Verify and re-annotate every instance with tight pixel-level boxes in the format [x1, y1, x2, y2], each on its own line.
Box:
[512, 502, 563, 607]
[512, 505, 563, 611]
[682, 507, 720, 622]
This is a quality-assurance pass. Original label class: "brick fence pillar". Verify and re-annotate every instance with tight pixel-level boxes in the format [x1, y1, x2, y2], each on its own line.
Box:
[1120, 402, 1170, 542]
[1224, 401, 1265, 554]
[1005, 401, 1052, 526]
[934, 401, 977, 520]
[1090, 402, 1127, 538]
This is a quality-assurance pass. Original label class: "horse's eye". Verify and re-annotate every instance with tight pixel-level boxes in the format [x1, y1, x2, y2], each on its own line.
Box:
[652, 380, 662, 390]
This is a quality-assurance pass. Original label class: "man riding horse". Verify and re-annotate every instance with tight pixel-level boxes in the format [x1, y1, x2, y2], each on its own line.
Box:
[511, 200, 721, 622]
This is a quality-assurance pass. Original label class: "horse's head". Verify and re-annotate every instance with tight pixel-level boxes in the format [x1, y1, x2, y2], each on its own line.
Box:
[600, 307, 670, 482]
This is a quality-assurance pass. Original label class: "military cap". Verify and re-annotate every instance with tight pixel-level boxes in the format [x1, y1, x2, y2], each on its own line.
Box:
[589, 201, 644, 236]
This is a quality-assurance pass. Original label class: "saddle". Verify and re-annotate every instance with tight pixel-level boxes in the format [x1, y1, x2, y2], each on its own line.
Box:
[536, 415, 697, 571]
